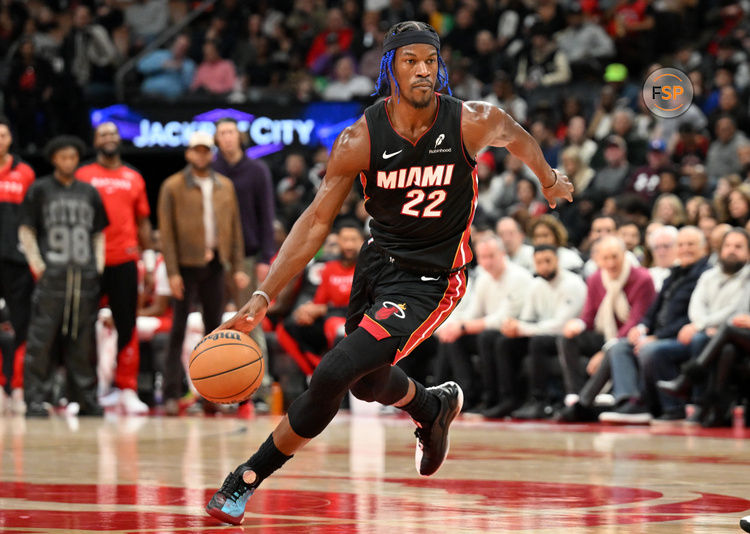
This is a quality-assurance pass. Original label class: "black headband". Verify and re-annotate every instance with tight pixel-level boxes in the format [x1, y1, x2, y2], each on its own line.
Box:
[383, 30, 441, 55]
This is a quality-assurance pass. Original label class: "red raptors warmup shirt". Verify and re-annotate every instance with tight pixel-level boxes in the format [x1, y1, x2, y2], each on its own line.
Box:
[313, 260, 356, 309]
[0, 155, 35, 264]
[76, 162, 150, 266]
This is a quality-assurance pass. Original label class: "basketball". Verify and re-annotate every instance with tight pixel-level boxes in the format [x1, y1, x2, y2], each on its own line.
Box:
[189, 330, 264, 404]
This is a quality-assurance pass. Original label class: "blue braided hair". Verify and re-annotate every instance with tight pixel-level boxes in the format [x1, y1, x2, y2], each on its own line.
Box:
[372, 22, 452, 98]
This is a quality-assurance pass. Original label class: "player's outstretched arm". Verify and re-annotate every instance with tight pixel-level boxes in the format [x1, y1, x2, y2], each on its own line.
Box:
[216, 118, 370, 334]
[461, 101, 574, 208]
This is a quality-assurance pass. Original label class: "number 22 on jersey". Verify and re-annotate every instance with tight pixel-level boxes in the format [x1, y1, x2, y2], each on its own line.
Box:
[401, 189, 447, 218]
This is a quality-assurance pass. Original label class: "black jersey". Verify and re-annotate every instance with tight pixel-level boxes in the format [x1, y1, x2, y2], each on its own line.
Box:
[361, 93, 477, 271]
[19, 175, 109, 273]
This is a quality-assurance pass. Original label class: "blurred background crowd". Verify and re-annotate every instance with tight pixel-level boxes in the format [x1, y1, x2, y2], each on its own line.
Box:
[0, 0, 749, 427]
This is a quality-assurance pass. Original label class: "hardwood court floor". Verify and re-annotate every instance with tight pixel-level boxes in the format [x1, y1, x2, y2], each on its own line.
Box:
[2, 412, 750, 533]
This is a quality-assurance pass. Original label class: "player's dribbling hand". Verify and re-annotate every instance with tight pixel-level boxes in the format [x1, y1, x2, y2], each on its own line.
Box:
[542, 169, 574, 209]
[215, 293, 267, 335]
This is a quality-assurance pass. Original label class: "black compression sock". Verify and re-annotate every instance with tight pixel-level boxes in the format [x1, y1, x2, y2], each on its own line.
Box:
[399, 381, 440, 425]
[241, 434, 293, 487]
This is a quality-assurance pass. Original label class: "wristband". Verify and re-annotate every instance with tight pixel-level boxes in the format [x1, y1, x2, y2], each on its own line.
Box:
[252, 290, 271, 307]
[142, 249, 156, 272]
[542, 169, 558, 190]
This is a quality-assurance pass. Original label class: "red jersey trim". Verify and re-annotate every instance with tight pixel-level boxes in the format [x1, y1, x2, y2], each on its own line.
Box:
[451, 167, 478, 269]
[394, 269, 466, 363]
[459, 102, 478, 168]
[383, 94, 441, 147]
[360, 171, 369, 202]
[359, 314, 391, 341]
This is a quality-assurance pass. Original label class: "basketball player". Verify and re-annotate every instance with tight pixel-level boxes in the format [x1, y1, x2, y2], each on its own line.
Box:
[77, 122, 153, 414]
[206, 21, 573, 525]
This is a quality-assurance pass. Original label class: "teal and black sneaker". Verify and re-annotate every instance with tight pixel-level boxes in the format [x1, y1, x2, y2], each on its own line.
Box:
[206, 467, 255, 525]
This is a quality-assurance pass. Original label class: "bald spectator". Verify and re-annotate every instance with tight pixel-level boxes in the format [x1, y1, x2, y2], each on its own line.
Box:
[646, 225, 679, 291]
[582, 215, 641, 278]
[557, 236, 656, 420]
[322, 56, 373, 101]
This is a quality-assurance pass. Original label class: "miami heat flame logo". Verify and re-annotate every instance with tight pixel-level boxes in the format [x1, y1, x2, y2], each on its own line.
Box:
[375, 301, 407, 321]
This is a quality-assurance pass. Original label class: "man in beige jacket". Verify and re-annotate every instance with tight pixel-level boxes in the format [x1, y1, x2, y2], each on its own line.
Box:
[158, 131, 247, 415]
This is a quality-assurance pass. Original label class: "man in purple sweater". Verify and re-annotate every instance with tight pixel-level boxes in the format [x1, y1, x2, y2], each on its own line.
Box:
[212, 118, 276, 299]
[212, 117, 276, 401]
[556, 235, 656, 421]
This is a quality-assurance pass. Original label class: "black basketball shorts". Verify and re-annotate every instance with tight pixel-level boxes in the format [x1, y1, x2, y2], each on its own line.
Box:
[345, 241, 467, 363]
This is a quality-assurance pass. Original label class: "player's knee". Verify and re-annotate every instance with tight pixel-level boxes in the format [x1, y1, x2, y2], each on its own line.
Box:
[307, 346, 355, 399]
[350, 379, 378, 402]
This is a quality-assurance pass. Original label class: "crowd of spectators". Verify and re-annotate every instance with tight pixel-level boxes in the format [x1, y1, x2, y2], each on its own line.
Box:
[0, 0, 749, 426]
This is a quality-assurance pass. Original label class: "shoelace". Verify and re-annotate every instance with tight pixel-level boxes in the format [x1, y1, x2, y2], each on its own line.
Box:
[219, 471, 249, 502]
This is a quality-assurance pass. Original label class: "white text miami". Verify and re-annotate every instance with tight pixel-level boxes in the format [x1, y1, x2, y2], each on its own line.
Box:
[376, 164, 455, 189]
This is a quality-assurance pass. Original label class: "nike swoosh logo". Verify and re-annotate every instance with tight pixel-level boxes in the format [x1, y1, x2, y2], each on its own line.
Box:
[421, 276, 440, 282]
[382, 149, 403, 159]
